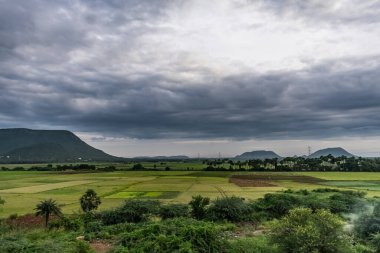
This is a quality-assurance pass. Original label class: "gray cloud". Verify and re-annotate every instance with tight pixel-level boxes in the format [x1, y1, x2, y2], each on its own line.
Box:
[1, 0, 380, 142]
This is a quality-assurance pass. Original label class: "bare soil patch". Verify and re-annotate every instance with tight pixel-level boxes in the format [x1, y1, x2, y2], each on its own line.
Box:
[5, 214, 59, 229]
[230, 177, 277, 187]
[230, 174, 324, 187]
[90, 240, 113, 253]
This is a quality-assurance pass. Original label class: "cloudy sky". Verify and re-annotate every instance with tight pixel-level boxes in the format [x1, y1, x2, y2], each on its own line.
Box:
[1, 0, 380, 157]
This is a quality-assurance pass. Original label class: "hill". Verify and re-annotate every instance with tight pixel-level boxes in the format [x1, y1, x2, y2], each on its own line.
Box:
[234, 150, 282, 160]
[308, 147, 354, 158]
[0, 128, 121, 162]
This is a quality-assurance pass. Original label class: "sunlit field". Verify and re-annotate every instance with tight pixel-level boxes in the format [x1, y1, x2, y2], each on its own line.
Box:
[2, 168, 380, 218]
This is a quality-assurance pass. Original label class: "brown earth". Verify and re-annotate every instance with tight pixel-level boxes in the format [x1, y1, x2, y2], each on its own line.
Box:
[230, 177, 277, 187]
[90, 240, 113, 253]
[5, 214, 60, 229]
[229, 174, 323, 187]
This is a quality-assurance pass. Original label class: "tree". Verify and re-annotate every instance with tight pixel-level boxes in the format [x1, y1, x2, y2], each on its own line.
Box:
[80, 189, 101, 212]
[35, 199, 62, 227]
[0, 196, 4, 211]
[269, 208, 352, 253]
[206, 196, 252, 222]
[189, 195, 210, 220]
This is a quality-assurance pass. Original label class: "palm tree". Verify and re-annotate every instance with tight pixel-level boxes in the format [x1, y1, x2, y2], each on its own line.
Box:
[80, 189, 101, 212]
[35, 199, 62, 227]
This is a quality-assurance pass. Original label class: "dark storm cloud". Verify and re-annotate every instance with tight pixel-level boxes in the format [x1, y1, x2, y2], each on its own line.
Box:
[2, 55, 380, 139]
[257, 0, 380, 25]
[1, 0, 380, 140]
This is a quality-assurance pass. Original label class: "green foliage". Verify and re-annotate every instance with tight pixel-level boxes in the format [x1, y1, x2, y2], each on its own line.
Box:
[100, 199, 160, 225]
[253, 190, 365, 220]
[80, 189, 101, 212]
[35, 199, 63, 227]
[49, 215, 82, 231]
[229, 236, 280, 253]
[252, 193, 301, 219]
[352, 243, 376, 253]
[114, 218, 233, 253]
[206, 196, 253, 222]
[132, 163, 145, 170]
[269, 207, 352, 253]
[189, 195, 210, 220]
[0, 196, 5, 205]
[369, 233, 380, 252]
[159, 203, 189, 219]
[354, 203, 380, 239]
[0, 229, 94, 253]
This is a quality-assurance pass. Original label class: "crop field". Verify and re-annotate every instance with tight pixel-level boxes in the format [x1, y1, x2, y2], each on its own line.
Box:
[2, 170, 380, 217]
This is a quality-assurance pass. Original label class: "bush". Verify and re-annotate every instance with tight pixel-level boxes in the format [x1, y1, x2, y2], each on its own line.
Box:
[159, 203, 189, 219]
[115, 218, 233, 253]
[189, 195, 210, 220]
[100, 199, 160, 225]
[0, 230, 95, 253]
[269, 207, 353, 253]
[229, 236, 280, 253]
[48, 216, 82, 231]
[207, 196, 252, 222]
[355, 214, 380, 239]
[252, 193, 301, 219]
[132, 163, 144, 170]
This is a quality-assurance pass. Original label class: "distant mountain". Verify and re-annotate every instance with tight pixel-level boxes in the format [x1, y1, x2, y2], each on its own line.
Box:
[308, 147, 354, 158]
[0, 128, 121, 162]
[234, 150, 282, 160]
[132, 155, 190, 160]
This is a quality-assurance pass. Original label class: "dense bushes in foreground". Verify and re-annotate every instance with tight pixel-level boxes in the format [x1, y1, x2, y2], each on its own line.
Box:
[0, 188, 376, 253]
[112, 218, 233, 253]
[0, 229, 94, 253]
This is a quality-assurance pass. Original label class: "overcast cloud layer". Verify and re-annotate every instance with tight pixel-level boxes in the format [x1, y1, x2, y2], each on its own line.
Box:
[1, 0, 380, 156]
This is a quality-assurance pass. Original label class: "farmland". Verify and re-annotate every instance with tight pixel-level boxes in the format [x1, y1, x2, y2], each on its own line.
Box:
[2, 168, 380, 218]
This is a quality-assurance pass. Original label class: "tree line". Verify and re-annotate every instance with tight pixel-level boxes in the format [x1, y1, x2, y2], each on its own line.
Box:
[204, 155, 380, 172]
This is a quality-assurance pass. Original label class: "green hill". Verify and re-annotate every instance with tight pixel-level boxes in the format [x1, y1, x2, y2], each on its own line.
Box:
[308, 147, 355, 158]
[234, 150, 282, 160]
[0, 128, 121, 162]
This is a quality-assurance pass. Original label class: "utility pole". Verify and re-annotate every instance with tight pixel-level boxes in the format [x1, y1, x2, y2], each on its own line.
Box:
[308, 146, 311, 156]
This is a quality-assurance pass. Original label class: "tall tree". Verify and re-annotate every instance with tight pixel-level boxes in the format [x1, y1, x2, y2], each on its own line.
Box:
[0, 196, 5, 211]
[80, 189, 101, 212]
[35, 199, 62, 227]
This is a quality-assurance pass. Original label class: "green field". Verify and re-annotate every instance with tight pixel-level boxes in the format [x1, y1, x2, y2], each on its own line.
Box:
[2, 170, 380, 217]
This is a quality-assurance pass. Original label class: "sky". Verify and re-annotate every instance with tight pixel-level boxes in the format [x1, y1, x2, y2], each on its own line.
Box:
[1, 0, 380, 157]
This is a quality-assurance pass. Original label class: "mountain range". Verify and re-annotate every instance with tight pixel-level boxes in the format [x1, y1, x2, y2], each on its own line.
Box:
[233, 147, 355, 160]
[0, 128, 359, 162]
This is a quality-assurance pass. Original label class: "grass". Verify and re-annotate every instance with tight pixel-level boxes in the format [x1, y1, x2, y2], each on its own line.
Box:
[2, 169, 380, 217]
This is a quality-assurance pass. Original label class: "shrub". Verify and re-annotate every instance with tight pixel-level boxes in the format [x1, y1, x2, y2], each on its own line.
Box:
[269, 207, 352, 253]
[0, 230, 95, 253]
[132, 163, 144, 170]
[115, 218, 233, 253]
[189, 195, 210, 220]
[229, 236, 280, 253]
[159, 203, 189, 219]
[100, 199, 160, 225]
[355, 215, 380, 239]
[252, 193, 301, 219]
[207, 196, 252, 222]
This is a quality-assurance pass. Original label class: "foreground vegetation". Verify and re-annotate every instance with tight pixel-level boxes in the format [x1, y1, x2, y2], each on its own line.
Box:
[3, 170, 380, 217]
[2, 188, 380, 252]
[3, 167, 380, 251]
